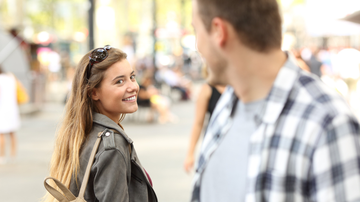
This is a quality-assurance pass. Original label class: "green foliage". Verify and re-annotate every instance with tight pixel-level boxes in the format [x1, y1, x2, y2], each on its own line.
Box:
[277, 0, 305, 6]
[0, 1, 9, 23]
[26, 0, 87, 36]
[123, 0, 192, 29]
[292, 0, 305, 5]
[128, 0, 143, 28]
[2, 0, 193, 40]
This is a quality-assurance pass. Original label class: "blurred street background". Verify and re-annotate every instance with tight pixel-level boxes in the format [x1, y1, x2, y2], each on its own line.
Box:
[0, 94, 200, 202]
[1, 0, 360, 201]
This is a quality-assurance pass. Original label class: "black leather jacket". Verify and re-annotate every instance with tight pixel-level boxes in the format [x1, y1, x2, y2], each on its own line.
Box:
[69, 112, 157, 202]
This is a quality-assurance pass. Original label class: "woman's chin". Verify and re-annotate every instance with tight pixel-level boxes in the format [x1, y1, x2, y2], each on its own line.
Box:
[124, 105, 138, 114]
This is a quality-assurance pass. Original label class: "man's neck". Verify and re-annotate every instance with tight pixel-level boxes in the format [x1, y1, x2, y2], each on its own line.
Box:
[227, 48, 287, 103]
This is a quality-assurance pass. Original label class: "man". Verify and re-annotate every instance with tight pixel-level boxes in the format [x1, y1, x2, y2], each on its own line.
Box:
[302, 47, 323, 77]
[191, 0, 360, 201]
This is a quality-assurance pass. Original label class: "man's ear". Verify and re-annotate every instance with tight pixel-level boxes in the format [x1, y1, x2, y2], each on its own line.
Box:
[91, 88, 100, 101]
[211, 17, 228, 47]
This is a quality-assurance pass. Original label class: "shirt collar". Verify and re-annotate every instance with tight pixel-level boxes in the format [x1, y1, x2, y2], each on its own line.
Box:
[258, 51, 300, 124]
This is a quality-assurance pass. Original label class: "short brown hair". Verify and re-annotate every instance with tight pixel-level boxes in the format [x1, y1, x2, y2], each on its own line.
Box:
[196, 0, 282, 52]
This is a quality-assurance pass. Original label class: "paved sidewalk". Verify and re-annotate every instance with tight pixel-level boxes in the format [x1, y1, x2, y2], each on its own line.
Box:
[0, 99, 197, 202]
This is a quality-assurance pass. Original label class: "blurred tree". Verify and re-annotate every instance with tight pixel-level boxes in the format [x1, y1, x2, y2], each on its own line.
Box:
[25, 0, 87, 40]
[157, 0, 192, 30]
[122, 0, 192, 32]
[0, 1, 10, 25]
[278, 0, 305, 8]
[292, 0, 305, 5]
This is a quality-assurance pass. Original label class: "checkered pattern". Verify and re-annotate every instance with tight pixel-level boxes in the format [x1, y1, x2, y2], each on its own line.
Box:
[191, 54, 360, 202]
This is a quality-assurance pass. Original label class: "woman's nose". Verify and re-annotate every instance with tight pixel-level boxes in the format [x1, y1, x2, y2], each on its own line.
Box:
[127, 80, 139, 92]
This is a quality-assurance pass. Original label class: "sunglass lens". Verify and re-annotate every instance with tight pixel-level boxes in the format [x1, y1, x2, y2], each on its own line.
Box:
[90, 49, 108, 62]
[104, 45, 112, 50]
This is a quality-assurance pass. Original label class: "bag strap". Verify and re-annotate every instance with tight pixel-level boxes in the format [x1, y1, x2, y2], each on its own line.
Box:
[78, 129, 131, 198]
[44, 177, 77, 202]
[44, 130, 105, 202]
[77, 131, 104, 199]
[44, 128, 130, 201]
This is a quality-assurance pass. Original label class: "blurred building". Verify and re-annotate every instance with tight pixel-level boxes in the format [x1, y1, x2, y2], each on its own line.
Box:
[0, 0, 196, 105]
[280, 0, 360, 49]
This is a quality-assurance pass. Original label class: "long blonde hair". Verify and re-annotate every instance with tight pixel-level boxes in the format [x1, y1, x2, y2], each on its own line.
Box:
[43, 48, 127, 202]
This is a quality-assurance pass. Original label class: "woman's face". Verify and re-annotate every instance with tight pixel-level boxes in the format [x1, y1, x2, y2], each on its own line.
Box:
[92, 59, 139, 122]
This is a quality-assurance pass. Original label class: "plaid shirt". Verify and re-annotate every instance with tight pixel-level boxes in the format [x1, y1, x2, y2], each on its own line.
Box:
[191, 54, 360, 202]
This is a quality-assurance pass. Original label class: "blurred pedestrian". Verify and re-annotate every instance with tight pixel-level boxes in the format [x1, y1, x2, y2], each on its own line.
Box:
[301, 47, 323, 77]
[137, 73, 175, 124]
[292, 49, 310, 72]
[191, 0, 360, 202]
[184, 66, 225, 173]
[0, 65, 20, 164]
[43, 46, 157, 202]
[159, 66, 191, 101]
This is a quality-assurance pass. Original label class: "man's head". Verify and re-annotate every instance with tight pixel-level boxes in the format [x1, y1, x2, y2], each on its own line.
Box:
[192, 0, 282, 85]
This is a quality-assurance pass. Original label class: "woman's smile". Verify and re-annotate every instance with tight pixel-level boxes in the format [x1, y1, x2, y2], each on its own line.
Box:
[122, 95, 137, 102]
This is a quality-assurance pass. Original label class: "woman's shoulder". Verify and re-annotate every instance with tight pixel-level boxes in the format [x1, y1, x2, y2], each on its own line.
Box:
[197, 83, 212, 100]
[91, 123, 131, 154]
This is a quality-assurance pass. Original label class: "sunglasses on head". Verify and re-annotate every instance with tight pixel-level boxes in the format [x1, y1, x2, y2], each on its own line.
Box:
[86, 45, 112, 80]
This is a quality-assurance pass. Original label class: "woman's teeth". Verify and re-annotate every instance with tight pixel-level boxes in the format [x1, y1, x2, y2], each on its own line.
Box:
[123, 96, 135, 101]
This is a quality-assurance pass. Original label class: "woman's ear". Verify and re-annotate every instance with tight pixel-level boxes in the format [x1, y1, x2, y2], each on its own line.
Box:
[91, 88, 100, 101]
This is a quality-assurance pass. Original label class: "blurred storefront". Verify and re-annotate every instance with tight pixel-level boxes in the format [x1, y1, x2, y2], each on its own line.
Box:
[0, 0, 90, 106]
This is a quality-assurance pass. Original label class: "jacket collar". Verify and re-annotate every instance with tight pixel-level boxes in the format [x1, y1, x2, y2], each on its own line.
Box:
[93, 112, 133, 144]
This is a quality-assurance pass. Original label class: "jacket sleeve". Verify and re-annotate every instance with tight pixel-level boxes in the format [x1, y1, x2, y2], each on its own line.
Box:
[92, 148, 129, 202]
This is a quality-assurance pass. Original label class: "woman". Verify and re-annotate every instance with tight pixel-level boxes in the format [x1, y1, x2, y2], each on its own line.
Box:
[183, 66, 225, 173]
[0, 65, 20, 164]
[44, 46, 157, 202]
[137, 73, 174, 123]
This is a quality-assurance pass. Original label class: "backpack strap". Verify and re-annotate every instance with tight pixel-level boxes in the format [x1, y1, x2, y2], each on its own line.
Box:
[44, 129, 108, 202]
[44, 177, 77, 202]
[77, 130, 106, 199]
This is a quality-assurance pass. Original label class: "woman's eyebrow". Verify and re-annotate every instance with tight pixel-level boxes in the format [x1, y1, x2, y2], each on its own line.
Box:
[112, 75, 125, 81]
[112, 71, 135, 81]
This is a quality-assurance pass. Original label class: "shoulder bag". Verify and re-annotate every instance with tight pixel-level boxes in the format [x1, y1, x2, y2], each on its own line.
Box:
[8, 73, 29, 104]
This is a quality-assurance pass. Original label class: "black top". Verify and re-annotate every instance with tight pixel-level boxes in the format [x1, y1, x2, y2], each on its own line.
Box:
[137, 85, 151, 107]
[207, 85, 222, 117]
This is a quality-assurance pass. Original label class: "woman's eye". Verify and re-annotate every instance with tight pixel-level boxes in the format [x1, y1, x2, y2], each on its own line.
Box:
[117, 79, 124, 84]
[130, 75, 136, 80]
